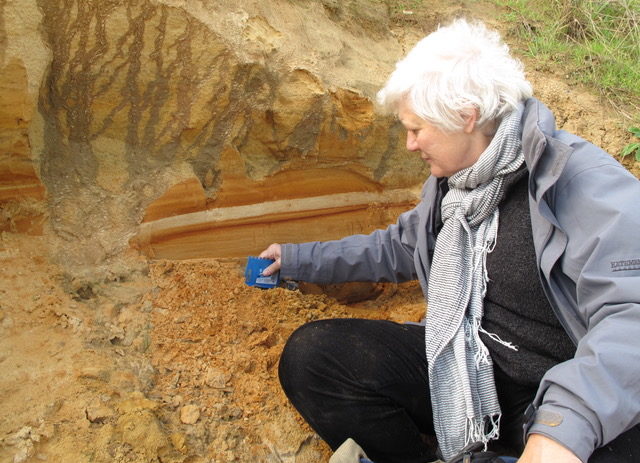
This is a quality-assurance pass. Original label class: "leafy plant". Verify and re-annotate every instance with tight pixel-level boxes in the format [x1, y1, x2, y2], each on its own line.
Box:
[621, 127, 640, 161]
[492, 0, 640, 122]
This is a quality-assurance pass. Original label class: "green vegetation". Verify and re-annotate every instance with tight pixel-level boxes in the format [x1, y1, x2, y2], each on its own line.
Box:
[493, 0, 640, 121]
[621, 127, 640, 161]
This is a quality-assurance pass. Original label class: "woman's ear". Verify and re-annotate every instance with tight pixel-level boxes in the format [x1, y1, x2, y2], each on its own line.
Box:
[461, 108, 479, 134]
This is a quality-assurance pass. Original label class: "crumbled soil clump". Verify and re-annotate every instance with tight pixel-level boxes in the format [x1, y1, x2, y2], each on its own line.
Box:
[148, 258, 425, 462]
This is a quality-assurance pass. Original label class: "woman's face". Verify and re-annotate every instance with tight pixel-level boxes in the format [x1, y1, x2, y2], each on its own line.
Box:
[398, 100, 488, 178]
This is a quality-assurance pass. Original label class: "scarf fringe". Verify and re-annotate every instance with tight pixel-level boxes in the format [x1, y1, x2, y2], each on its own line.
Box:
[478, 326, 519, 351]
[465, 414, 502, 450]
[471, 317, 491, 367]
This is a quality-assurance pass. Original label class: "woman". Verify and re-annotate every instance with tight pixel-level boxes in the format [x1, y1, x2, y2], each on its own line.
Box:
[259, 19, 640, 463]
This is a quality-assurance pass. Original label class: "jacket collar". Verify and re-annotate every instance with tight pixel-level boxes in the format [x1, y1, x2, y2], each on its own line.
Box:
[521, 98, 574, 203]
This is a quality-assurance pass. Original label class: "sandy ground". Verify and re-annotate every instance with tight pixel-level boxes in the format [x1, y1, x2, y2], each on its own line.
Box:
[0, 232, 425, 462]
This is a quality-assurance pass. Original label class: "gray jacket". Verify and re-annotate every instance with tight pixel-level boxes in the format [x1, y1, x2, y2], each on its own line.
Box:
[280, 98, 640, 462]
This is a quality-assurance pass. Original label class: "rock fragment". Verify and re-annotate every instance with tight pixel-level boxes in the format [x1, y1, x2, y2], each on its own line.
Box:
[179, 404, 200, 424]
[204, 367, 231, 389]
[85, 398, 114, 423]
[170, 432, 187, 453]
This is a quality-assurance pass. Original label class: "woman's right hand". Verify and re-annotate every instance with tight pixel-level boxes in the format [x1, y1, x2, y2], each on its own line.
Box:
[259, 243, 282, 276]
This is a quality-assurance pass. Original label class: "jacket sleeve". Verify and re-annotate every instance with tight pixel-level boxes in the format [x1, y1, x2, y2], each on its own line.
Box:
[527, 160, 640, 462]
[278, 179, 437, 284]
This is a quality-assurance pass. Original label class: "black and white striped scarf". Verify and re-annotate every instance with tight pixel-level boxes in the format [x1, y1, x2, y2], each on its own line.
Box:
[425, 106, 524, 461]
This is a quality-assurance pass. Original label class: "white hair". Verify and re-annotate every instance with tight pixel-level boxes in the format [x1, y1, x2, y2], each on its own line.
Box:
[377, 18, 533, 132]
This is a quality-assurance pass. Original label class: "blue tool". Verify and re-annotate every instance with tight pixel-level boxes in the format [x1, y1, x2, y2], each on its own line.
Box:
[244, 257, 280, 289]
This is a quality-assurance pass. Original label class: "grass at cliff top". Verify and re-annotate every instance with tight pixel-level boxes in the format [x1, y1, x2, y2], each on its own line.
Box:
[493, 0, 640, 122]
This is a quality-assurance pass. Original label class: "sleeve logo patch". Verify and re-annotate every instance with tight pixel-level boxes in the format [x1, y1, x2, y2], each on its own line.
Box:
[534, 410, 564, 427]
[611, 259, 640, 272]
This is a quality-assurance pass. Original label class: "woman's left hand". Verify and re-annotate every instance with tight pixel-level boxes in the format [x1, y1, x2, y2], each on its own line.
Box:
[517, 433, 581, 463]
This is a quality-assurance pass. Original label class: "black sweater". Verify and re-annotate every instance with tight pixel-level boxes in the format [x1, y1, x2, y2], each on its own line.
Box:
[482, 168, 576, 386]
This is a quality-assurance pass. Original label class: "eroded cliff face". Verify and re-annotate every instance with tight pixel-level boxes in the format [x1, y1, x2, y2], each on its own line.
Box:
[0, 0, 49, 234]
[1, 0, 433, 274]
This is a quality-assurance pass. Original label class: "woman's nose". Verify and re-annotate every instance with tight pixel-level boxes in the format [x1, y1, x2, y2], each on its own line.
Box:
[406, 132, 419, 152]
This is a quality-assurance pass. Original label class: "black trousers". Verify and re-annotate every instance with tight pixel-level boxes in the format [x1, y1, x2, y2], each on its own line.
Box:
[278, 319, 640, 463]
